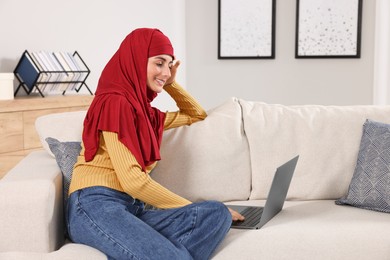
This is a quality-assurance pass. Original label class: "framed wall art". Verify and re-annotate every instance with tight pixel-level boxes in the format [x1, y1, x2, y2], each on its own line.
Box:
[218, 0, 276, 59]
[295, 0, 363, 58]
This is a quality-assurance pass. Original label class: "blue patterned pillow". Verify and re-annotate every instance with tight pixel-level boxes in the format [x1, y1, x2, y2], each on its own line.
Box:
[336, 119, 390, 213]
[45, 137, 81, 215]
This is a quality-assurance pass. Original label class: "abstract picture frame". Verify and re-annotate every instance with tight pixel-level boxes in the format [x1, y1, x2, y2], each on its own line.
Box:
[295, 0, 363, 58]
[218, 0, 276, 59]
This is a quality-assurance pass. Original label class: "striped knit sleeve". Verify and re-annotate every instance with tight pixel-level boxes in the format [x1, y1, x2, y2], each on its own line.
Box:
[102, 131, 192, 209]
[163, 82, 207, 129]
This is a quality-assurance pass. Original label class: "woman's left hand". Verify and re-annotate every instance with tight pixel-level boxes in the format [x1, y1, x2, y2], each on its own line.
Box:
[165, 60, 180, 86]
[228, 207, 245, 222]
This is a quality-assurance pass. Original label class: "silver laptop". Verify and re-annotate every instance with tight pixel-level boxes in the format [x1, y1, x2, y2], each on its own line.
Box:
[230, 155, 299, 229]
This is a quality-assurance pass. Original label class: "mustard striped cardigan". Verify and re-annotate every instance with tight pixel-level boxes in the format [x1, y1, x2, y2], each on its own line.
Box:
[69, 82, 207, 209]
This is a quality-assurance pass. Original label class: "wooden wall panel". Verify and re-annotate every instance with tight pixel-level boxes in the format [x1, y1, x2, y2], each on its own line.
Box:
[0, 112, 23, 153]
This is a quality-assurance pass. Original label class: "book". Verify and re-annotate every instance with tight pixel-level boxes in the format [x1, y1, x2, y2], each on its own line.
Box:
[36, 51, 55, 87]
[15, 52, 40, 91]
[68, 52, 89, 90]
[64, 52, 84, 90]
[31, 52, 50, 92]
[53, 52, 72, 92]
[55, 51, 77, 91]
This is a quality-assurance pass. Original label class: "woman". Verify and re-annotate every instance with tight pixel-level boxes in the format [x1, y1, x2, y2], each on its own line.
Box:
[67, 28, 243, 260]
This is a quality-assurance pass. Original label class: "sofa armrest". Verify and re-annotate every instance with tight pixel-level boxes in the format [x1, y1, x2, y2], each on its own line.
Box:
[0, 150, 64, 253]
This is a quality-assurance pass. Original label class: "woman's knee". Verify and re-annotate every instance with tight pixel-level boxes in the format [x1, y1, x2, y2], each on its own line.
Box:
[197, 201, 231, 227]
[184, 201, 231, 258]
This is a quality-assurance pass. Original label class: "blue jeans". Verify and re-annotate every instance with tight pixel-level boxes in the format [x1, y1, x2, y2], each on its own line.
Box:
[67, 186, 232, 260]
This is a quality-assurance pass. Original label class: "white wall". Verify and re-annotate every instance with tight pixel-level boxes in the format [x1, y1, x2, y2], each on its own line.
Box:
[0, 0, 185, 110]
[185, 0, 377, 109]
[0, 0, 380, 111]
[373, 0, 390, 105]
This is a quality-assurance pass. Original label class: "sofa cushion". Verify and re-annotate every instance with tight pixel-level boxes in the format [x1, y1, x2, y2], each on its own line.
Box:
[336, 119, 390, 213]
[45, 137, 81, 211]
[152, 98, 251, 202]
[239, 100, 390, 200]
[215, 200, 390, 259]
[35, 111, 86, 157]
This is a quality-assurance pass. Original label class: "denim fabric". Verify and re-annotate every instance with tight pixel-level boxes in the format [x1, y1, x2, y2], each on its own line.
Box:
[67, 186, 231, 260]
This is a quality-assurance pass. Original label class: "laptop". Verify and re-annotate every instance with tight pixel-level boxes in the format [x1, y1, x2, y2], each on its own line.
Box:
[230, 155, 299, 229]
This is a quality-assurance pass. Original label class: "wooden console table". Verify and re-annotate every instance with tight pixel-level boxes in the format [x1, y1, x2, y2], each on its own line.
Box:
[0, 95, 93, 178]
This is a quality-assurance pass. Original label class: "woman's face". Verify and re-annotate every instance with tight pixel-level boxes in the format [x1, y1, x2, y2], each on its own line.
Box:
[147, 54, 173, 93]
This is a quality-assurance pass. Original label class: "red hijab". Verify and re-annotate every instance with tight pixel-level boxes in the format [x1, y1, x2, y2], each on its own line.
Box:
[83, 28, 173, 171]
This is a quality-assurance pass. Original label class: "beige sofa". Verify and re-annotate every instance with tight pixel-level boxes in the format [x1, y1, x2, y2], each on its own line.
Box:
[1, 98, 390, 259]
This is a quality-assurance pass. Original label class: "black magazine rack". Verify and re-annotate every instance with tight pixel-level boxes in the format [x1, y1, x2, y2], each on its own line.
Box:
[14, 50, 93, 97]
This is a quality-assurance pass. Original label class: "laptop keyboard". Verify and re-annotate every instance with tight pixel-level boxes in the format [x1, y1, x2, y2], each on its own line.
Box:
[232, 207, 264, 227]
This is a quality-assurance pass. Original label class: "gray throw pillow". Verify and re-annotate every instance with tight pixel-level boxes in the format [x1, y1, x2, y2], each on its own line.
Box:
[336, 119, 390, 213]
[45, 137, 81, 214]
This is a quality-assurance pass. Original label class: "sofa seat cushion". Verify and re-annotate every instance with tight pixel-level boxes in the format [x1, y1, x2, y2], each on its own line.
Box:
[152, 98, 251, 202]
[216, 200, 390, 260]
[239, 100, 390, 200]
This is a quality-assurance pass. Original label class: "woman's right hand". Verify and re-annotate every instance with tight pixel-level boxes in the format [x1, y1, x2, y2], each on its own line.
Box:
[228, 207, 245, 222]
[165, 60, 180, 86]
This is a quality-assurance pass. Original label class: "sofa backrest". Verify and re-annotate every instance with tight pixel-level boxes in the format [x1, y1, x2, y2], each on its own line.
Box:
[36, 98, 390, 203]
[152, 98, 252, 203]
[239, 100, 390, 200]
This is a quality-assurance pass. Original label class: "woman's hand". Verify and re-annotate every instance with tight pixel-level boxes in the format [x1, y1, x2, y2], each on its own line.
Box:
[165, 60, 180, 86]
[228, 207, 245, 222]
